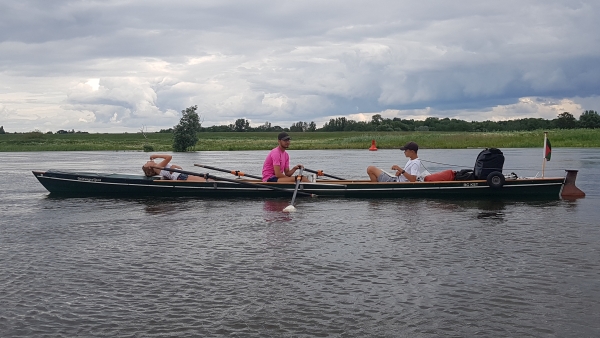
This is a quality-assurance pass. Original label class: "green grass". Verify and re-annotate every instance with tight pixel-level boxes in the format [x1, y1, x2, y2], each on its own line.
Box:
[1, 129, 599, 151]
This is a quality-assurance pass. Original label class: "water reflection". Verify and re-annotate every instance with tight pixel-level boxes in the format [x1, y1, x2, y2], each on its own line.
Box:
[476, 210, 505, 223]
[436, 199, 506, 224]
[367, 198, 509, 212]
[262, 199, 292, 222]
[142, 199, 179, 215]
[368, 197, 583, 230]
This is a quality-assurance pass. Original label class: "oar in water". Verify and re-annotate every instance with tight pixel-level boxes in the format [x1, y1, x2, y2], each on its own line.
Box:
[194, 164, 262, 180]
[153, 166, 317, 197]
[283, 168, 305, 213]
[304, 168, 346, 180]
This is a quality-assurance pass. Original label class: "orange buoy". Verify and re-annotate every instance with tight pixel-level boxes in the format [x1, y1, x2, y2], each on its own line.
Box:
[369, 139, 378, 151]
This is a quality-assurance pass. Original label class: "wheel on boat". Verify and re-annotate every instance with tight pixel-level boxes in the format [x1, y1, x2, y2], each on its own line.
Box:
[486, 171, 505, 189]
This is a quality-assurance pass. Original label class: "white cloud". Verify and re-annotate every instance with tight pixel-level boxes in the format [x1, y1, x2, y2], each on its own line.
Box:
[1, 0, 599, 132]
[85, 79, 100, 91]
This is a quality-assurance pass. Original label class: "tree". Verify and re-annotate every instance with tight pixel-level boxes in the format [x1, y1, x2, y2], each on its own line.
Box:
[205, 125, 233, 132]
[233, 118, 250, 132]
[140, 125, 154, 152]
[322, 117, 348, 131]
[172, 105, 202, 152]
[371, 114, 383, 126]
[255, 121, 272, 132]
[0, 126, 5, 134]
[308, 121, 317, 132]
[423, 117, 440, 131]
[345, 120, 374, 131]
[290, 121, 308, 132]
[579, 110, 600, 129]
[555, 112, 577, 129]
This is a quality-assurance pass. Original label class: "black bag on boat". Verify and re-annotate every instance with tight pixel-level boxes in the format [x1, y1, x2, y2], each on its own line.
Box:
[473, 148, 504, 179]
[454, 169, 475, 181]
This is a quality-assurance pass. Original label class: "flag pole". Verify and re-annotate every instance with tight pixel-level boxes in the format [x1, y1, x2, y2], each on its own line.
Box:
[542, 131, 548, 178]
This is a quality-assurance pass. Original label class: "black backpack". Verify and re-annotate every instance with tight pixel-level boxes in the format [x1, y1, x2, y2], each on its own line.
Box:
[454, 169, 475, 181]
[474, 148, 504, 179]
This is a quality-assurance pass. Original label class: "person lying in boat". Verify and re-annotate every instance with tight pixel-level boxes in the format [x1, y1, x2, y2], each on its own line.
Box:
[367, 141, 422, 182]
[262, 132, 309, 182]
[142, 154, 207, 181]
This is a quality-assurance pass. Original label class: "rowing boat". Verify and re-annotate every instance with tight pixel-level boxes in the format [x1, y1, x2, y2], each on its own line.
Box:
[31, 169, 584, 200]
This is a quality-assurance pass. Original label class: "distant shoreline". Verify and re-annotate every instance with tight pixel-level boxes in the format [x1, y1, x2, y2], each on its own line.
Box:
[1, 129, 599, 152]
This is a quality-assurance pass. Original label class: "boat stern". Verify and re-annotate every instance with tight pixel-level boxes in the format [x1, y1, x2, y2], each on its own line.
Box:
[560, 170, 585, 199]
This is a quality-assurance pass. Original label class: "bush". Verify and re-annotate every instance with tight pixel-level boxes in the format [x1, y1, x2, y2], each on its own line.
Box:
[143, 144, 154, 152]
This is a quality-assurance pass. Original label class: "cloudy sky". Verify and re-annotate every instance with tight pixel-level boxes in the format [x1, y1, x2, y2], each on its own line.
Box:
[1, 0, 599, 133]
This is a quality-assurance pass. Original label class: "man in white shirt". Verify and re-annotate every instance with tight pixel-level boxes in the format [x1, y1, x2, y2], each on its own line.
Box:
[367, 141, 421, 182]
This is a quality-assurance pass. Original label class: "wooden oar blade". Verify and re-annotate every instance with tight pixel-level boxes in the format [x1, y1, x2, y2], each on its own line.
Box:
[282, 205, 297, 212]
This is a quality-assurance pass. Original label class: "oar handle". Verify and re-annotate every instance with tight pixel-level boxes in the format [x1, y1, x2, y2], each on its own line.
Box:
[304, 168, 345, 180]
[289, 168, 304, 207]
[154, 166, 316, 197]
[194, 164, 262, 180]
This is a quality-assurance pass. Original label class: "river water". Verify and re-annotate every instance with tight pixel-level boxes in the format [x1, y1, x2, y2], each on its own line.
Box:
[1, 148, 599, 337]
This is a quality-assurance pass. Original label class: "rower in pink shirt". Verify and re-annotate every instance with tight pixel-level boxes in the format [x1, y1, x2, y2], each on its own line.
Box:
[262, 132, 308, 182]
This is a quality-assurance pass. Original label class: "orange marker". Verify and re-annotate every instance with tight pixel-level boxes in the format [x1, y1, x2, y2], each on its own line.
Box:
[369, 139, 378, 151]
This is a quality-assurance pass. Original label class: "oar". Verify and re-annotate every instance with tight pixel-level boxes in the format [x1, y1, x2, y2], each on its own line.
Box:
[194, 164, 262, 180]
[304, 168, 346, 180]
[283, 168, 304, 213]
[152, 166, 316, 197]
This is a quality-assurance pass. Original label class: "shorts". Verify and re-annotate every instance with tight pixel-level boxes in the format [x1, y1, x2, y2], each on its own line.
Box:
[377, 172, 398, 182]
[266, 176, 278, 182]
[176, 173, 189, 180]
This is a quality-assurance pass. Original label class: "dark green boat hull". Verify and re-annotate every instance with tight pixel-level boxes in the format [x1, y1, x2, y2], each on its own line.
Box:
[33, 170, 566, 200]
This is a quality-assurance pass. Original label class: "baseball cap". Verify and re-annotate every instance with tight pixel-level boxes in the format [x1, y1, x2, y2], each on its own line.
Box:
[278, 132, 291, 141]
[400, 141, 419, 151]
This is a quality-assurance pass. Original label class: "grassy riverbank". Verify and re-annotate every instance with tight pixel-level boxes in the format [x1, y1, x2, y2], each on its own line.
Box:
[1, 129, 599, 151]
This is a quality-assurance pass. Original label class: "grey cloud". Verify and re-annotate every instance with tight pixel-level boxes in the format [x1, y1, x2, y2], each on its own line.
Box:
[1, 0, 600, 131]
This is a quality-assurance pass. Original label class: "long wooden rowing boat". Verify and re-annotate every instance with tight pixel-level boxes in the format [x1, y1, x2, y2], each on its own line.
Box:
[32, 169, 584, 200]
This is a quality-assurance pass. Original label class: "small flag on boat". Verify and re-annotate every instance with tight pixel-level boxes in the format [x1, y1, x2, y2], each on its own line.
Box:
[544, 137, 551, 161]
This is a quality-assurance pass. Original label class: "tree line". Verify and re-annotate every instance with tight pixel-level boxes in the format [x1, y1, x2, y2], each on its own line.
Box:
[163, 110, 600, 135]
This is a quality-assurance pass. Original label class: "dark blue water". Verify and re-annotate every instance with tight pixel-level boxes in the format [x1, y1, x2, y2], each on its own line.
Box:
[1, 149, 599, 337]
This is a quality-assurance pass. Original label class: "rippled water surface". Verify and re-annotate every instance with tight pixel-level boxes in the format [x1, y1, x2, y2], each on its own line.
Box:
[1, 149, 600, 337]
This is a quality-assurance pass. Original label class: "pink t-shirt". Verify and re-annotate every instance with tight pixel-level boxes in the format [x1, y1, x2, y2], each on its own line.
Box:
[262, 147, 290, 181]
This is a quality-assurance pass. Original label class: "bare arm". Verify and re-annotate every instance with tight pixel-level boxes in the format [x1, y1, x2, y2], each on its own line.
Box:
[149, 154, 172, 168]
[399, 171, 417, 182]
[284, 164, 303, 177]
[392, 164, 417, 182]
[274, 165, 287, 178]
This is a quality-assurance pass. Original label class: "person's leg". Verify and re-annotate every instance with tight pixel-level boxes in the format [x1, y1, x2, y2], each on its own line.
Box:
[367, 166, 384, 182]
[377, 172, 397, 182]
[271, 175, 309, 182]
